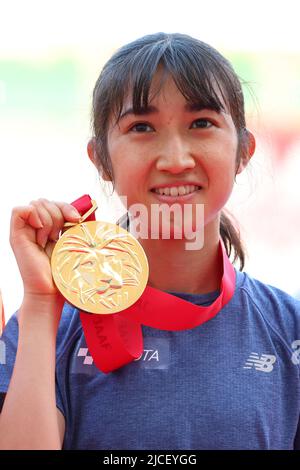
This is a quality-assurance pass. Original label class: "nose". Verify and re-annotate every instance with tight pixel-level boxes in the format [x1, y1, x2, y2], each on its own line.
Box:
[155, 135, 196, 174]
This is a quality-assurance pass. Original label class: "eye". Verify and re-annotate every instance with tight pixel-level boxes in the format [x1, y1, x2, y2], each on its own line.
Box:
[130, 122, 154, 133]
[190, 119, 213, 129]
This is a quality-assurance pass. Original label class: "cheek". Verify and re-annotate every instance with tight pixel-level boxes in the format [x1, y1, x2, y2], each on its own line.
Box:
[113, 166, 143, 204]
[208, 137, 238, 180]
[213, 162, 236, 200]
[111, 155, 150, 202]
[204, 142, 238, 204]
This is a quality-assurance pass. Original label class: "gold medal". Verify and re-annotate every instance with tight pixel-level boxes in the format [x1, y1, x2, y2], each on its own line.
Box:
[51, 219, 149, 315]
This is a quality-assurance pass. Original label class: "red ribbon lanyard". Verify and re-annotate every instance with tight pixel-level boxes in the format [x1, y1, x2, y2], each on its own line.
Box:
[70, 195, 236, 374]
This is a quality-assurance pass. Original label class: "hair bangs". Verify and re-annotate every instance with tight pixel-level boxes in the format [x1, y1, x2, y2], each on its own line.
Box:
[110, 37, 233, 125]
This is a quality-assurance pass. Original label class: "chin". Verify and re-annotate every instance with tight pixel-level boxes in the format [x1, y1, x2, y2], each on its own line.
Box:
[148, 220, 199, 241]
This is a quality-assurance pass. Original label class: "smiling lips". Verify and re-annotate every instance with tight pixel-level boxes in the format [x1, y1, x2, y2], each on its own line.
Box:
[152, 184, 201, 197]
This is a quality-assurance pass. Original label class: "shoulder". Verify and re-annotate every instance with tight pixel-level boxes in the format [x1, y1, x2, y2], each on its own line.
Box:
[235, 269, 300, 344]
[235, 269, 300, 314]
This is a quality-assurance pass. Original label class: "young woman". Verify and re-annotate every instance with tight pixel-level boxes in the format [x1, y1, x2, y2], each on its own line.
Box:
[0, 32, 299, 450]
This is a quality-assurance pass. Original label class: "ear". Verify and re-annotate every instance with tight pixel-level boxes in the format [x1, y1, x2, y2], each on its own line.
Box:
[87, 138, 98, 167]
[87, 138, 111, 181]
[236, 130, 256, 174]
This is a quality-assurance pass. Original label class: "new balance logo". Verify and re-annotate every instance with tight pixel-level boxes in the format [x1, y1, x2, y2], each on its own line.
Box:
[291, 340, 300, 365]
[77, 348, 94, 365]
[243, 353, 276, 372]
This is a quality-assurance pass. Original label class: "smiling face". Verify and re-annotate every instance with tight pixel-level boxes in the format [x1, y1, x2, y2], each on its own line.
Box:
[103, 73, 246, 239]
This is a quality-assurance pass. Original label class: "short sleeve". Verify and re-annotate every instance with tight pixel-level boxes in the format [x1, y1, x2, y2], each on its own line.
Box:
[0, 308, 70, 416]
[0, 313, 19, 395]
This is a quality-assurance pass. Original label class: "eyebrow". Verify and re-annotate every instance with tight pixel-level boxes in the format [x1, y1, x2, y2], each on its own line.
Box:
[119, 103, 221, 121]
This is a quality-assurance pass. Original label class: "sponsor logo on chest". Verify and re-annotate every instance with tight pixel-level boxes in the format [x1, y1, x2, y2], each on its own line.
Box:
[243, 352, 276, 372]
[72, 336, 170, 374]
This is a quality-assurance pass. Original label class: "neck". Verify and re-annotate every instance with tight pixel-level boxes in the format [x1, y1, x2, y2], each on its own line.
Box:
[137, 219, 223, 295]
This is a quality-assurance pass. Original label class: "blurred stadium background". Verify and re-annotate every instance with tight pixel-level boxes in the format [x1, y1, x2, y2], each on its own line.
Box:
[1, 0, 300, 320]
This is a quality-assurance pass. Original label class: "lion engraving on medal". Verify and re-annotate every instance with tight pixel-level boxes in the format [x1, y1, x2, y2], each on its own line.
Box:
[55, 223, 142, 310]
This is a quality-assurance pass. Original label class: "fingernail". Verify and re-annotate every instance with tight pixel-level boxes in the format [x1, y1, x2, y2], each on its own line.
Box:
[70, 208, 81, 219]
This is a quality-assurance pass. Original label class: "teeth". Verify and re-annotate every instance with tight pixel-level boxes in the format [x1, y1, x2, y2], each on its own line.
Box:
[154, 185, 200, 196]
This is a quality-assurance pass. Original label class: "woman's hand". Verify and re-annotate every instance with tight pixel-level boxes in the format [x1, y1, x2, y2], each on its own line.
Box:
[10, 198, 81, 297]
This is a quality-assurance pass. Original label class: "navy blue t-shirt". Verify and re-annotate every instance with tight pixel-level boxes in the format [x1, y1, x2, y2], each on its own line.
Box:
[1, 269, 300, 450]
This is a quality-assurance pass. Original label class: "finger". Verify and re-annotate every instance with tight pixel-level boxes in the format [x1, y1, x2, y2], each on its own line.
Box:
[35, 200, 81, 247]
[29, 200, 54, 249]
[53, 201, 81, 222]
[10, 205, 44, 234]
[28, 205, 44, 229]
[37, 199, 66, 242]
[49, 201, 82, 240]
